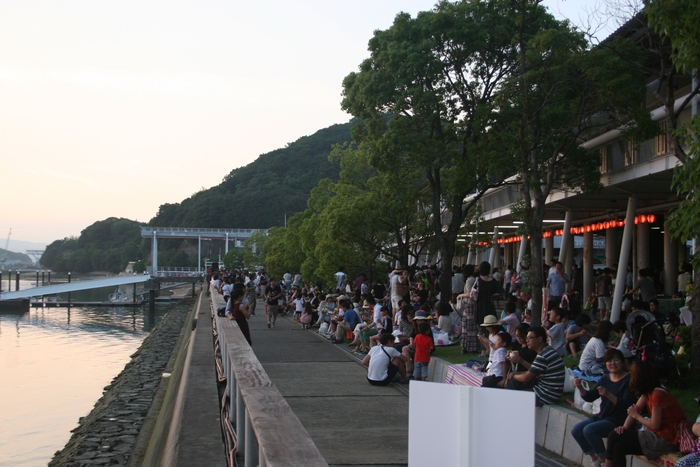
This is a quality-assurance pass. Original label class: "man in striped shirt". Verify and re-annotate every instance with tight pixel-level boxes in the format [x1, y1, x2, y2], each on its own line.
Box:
[504, 326, 565, 406]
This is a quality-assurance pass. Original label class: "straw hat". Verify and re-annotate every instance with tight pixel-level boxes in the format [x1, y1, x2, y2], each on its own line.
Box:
[480, 315, 499, 327]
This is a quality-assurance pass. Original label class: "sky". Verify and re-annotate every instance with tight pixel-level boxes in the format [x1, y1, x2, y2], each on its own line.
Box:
[0, 0, 622, 248]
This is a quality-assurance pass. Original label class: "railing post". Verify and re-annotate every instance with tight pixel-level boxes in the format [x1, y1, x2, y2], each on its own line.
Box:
[244, 408, 258, 467]
[236, 384, 245, 453]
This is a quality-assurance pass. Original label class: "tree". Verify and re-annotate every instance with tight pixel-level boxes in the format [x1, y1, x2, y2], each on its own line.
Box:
[647, 0, 700, 377]
[301, 144, 434, 287]
[497, 0, 653, 325]
[223, 249, 245, 271]
[243, 230, 268, 270]
[341, 0, 534, 298]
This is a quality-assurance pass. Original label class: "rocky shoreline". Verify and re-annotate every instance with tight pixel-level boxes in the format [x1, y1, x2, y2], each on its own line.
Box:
[48, 297, 195, 467]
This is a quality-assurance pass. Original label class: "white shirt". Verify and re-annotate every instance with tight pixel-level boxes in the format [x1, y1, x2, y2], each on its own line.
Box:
[367, 345, 400, 381]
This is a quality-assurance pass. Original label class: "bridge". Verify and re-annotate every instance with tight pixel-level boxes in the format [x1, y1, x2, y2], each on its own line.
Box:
[141, 227, 267, 275]
[0, 274, 153, 301]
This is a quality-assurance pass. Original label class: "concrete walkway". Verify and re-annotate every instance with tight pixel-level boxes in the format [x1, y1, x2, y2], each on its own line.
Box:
[248, 309, 409, 467]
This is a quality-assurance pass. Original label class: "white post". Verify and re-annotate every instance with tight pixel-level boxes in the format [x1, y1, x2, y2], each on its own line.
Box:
[225, 232, 229, 255]
[489, 227, 499, 267]
[559, 211, 573, 266]
[152, 231, 158, 276]
[545, 236, 554, 264]
[198, 236, 202, 273]
[517, 236, 528, 272]
[611, 197, 637, 322]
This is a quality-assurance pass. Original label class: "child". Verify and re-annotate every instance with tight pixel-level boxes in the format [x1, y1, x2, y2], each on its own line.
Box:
[499, 301, 520, 341]
[477, 315, 502, 359]
[481, 332, 512, 387]
[413, 321, 434, 381]
[547, 307, 567, 356]
[299, 301, 313, 329]
[293, 293, 305, 322]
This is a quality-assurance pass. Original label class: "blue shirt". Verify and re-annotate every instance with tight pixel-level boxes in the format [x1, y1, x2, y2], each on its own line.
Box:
[343, 308, 358, 327]
[547, 272, 568, 297]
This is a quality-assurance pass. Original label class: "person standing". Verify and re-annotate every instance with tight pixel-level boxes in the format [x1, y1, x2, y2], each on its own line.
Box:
[226, 289, 252, 345]
[596, 268, 613, 321]
[546, 262, 569, 306]
[334, 267, 347, 293]
[265, 278, 283, 328]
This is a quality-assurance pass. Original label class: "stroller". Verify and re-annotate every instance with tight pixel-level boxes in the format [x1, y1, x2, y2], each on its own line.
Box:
[626, 310, 685, 388]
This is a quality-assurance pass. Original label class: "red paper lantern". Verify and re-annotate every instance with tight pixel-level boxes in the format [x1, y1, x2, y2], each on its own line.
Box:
[647, 214, 656, 223]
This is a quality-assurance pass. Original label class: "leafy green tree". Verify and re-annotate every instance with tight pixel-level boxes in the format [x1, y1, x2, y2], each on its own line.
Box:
[223, 249, 245, 270]
[341, 0, 528, 297]
[243, 230, 268, 270]
[647, 0, 700, 377]
[498, 0, 653, 325]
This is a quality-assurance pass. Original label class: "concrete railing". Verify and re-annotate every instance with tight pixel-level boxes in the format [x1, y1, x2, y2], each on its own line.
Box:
[211, 293, 328, 467]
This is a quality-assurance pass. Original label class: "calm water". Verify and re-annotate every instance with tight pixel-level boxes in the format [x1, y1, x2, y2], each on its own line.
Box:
[0, 285, 170, 467]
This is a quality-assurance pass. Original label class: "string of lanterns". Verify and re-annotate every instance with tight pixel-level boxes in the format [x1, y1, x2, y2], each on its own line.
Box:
[493, 214, 657, 245]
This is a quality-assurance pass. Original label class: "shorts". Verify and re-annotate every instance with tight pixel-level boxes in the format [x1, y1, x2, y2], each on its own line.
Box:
[413, 361, 429, 379]
[597, 296, 612, 311]
[368, 363, 399, 386]
[267, 305, 279, 318]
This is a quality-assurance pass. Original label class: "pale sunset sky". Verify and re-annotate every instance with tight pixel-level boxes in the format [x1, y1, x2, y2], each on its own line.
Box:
[0, 0, 623, 247]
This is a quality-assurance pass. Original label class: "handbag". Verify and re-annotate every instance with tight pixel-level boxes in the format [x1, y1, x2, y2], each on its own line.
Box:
[470, 279, 479, 301]
[394, 280, 409, 296]
[678, 420, 698, 454]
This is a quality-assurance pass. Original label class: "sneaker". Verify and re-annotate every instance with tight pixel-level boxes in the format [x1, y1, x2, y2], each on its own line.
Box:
[271, 324, 275, 328]
[267, 322, 271, 328]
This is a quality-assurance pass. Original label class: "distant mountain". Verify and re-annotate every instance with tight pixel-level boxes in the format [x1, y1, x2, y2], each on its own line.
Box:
[3, 239, 48, 254]
[0, 248, 33, 266]
[148, 120, 356, 228]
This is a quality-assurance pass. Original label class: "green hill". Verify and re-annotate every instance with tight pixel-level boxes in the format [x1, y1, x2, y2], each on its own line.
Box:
[0, 248, 33, 266]
[149, 120, 355, 228]
[40, 120, 356, 272]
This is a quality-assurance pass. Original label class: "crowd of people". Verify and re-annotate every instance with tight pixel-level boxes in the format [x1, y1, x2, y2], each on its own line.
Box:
[207, 259, 699, 467]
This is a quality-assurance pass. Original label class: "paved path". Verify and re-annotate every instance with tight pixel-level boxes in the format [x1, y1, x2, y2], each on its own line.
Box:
[245, 306, 578, 467]
[248, 309, 409, 467]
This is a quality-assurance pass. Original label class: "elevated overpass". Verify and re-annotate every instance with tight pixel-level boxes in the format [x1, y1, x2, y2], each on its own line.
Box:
[141, 227, 267, 275]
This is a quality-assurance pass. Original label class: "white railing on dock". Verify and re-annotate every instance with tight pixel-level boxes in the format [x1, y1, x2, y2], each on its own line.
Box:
[211, 293, 327, 467]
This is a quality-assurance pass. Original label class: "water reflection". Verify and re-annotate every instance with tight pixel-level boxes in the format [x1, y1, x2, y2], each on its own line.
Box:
[0, 303, 171, 467]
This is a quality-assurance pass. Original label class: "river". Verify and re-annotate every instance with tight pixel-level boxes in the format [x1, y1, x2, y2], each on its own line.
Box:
[0, 282, 171, 467]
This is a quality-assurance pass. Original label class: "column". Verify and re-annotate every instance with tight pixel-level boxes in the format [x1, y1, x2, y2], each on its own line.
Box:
[663, 220, 678, 296]
[152, 231, 158, 276]
[545, 236, 554, 264]
[606, 228, 616, 269]
[559, 211, 573, 266]
[225, 232, 229, 255]
[583, 231, 594, 306]
[489, 227, 499, 267]
[517, 237, 528, 272]
[564, 232, 575, 276]
[637, 221, 650, 270]
[198, 236, 202, 273]
[611, 197, 637, 322]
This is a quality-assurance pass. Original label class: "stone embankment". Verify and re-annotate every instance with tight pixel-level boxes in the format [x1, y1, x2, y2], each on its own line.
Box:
[48, 297, 195, 467]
